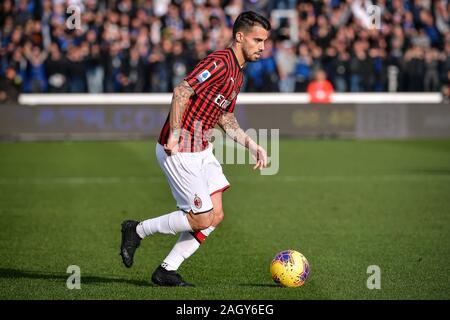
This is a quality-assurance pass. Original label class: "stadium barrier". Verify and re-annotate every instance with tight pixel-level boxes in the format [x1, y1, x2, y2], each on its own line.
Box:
[0, 93, 448, 140]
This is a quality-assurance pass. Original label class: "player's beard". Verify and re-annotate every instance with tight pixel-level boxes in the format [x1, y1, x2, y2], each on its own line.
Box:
[244, 47, 263, 62]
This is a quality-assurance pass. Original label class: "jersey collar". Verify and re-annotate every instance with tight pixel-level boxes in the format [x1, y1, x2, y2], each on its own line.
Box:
[229, 47, 245, 70]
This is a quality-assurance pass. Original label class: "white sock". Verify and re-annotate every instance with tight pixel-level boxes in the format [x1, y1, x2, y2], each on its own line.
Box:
[136, 210, 192, 238]
[201, 226, 215, 237]
[163, 226, 216, 271]
[162, 232, 200, 271]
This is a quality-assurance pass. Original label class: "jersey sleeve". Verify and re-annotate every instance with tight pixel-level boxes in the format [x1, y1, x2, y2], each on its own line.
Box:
[184, 56, 227, 95]
[226, 96, 237, 113]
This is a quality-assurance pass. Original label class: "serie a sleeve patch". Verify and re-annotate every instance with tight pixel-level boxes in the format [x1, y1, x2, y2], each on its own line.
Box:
[197, 70, 211, 83]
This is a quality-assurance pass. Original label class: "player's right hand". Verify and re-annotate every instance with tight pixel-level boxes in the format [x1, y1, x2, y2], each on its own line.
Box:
[164, 135, 179, 156]
[251, 145, 268, 170]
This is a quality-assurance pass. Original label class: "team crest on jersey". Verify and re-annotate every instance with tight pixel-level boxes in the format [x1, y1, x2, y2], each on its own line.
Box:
[193, 194, 202, 209]
[197, 70, 211, 83]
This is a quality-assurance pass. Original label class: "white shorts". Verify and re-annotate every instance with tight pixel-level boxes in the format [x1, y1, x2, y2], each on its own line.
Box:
[156, 143, 230, 214]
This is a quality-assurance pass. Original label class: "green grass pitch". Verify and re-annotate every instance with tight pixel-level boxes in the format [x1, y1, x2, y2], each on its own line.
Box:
[0, 139, 449, 300]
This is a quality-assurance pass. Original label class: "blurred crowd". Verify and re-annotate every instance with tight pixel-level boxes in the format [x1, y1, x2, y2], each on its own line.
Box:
[1, 0, 449, 102]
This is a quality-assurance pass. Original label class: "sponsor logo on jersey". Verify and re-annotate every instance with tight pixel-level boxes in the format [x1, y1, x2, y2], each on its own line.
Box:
[214, 94, 232, 109]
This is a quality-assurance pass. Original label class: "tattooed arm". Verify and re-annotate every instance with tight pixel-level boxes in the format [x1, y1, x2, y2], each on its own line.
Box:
[218, 112, 268, 170]
[164, 80, 195, 155]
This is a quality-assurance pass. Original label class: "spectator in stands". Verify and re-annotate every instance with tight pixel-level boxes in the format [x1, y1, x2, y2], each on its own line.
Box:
[8, 48, 26, 90]
[387, 37, 405, 91]
[243, 39, 278, 92]
[307, 69, 334, 104]
[369, 46, 388, 92]
[442, 70, 450, 103]
[0, 66, 21, 103]
[148, 42, 171, 93]
[170, 41, 189, 90]
[259, 38, 279, 92]
[349, 41, 371, 92]
[333, 50, 350, 92]
[118, 46, 144, 92]
[23, 42, 48, 93]
[404, 46, 425, 91]
[45, 42, 68, 93]
[441, 39, 450, 87]
[14, 0, 33, 27]
[0, 0, 448, 95]
[275, 40, 297, 92]
[424, 49, 441, 92]
[66, 45, 87, 93]
[244, 56, 265, 92]
[295, 43, 312, 92]
[86, 44, 104, 93]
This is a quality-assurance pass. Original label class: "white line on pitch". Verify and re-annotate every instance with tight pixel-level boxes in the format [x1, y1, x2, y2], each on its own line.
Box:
[0, 175, 450, 185]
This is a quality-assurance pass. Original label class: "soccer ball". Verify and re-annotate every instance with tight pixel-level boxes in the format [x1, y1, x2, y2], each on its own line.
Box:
[270, 250, 310, 288]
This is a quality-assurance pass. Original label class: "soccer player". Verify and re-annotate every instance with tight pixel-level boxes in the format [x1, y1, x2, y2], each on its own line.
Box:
[120, 11, 270, 286]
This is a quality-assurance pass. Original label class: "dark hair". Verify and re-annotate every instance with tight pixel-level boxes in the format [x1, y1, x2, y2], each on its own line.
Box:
[232, 11, 271, 39]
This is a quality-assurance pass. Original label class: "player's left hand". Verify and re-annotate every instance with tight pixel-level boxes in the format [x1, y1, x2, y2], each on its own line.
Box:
[164, 135, 179, 156]
[250, 145, 268, 170]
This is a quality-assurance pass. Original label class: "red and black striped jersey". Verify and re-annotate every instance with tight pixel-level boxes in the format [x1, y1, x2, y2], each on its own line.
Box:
[158, 47, 244, 152]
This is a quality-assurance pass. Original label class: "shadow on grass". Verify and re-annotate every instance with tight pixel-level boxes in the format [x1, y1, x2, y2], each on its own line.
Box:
[238, 283, 281, 288]
[407, 168, 450, 176]
[0, 268, 151, 287]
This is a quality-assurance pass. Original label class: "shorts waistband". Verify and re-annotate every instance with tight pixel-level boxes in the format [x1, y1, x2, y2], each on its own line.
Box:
[157, 142, 213, 154]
